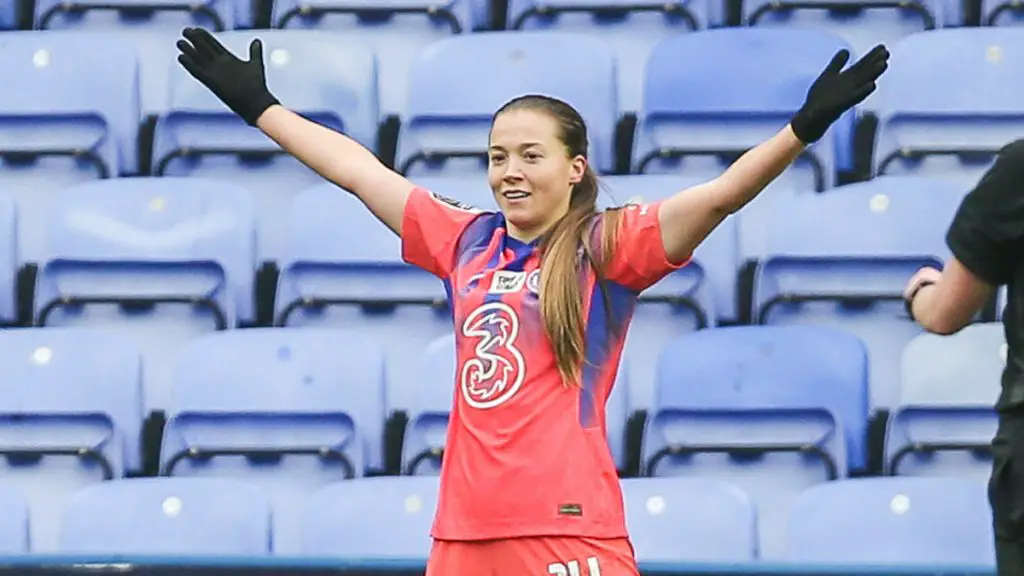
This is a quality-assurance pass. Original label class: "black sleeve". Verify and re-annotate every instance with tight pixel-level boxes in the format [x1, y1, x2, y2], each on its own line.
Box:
[946, 139, 1024, 287]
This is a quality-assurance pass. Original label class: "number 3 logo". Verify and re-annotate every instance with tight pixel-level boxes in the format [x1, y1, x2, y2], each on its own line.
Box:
[460, 302, 526, 409]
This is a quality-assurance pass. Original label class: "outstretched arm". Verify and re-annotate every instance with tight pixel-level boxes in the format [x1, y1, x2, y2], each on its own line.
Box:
[175, 28, 412, 236]
[655, 46, 890, 264]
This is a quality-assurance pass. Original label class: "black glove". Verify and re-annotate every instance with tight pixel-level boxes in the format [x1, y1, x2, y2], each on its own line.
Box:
[175, 27, 280, 127]
[790, 45, 890, 145]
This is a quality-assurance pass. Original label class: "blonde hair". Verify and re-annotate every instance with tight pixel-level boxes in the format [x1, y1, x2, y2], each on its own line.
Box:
[494, 95, 623, 387]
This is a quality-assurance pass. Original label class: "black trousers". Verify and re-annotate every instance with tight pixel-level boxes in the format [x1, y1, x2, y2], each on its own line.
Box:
[991, 412, 1024, 575]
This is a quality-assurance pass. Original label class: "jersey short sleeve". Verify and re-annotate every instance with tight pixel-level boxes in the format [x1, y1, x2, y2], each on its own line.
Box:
[402, 187, 485, 278]
[946, 139, 1024, 287]
[603, 201, 688, 292]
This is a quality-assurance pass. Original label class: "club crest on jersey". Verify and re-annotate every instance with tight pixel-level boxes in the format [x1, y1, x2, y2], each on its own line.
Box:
[429, 191, 480, 213]
[489, 271, 526, 294]
[460, 302, 525, 409]
[526, 269, 540, 295]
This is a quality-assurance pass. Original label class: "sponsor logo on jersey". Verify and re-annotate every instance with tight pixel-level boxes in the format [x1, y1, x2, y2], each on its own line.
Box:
[459, 302, 525, 409]
[489, 271, 526, 294]
[429, 191, 481, 213]
[526, 269, 540, 295]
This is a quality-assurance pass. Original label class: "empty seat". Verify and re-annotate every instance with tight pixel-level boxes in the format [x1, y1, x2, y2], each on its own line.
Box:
[0, 190, 15, 326]
[786, 477, 994, 565]
[59, 478, 271, 555]
[599, 175, 739, 410]
[272, 1, 483, 116]
[300, 477, 438, 560]
[0, 4, 18, 29]
[507, 1, 722, 113]
[0, 487, 28, 554]
[34, 178, 255, 414]
[405, 334, 630, 474]
[634, 29, 854, 192]
[0, 328, 142, 551]
[642, 325, 867, 559]
[742, 0, 957, 61]
[276, 182, 451, 415]
[622, 478, 756, 562]
[34, 0, 250, 31]
[396, 31, 618, 177]
[0, 31, 140, 261]
[983, 0, 1024, 25]
[161, 328, 385, 553]
[886, 323, 1003, 479]
[153, 30, 378, 261]
[874, 29, 1024, 186]
[752, 176, 965, 412]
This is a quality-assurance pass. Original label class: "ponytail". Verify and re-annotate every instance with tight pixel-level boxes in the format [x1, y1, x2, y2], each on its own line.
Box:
[539, 166, 622, 387]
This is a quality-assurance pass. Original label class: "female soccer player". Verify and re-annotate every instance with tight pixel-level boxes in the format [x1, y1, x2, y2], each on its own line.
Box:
[175, 28, 888, 575]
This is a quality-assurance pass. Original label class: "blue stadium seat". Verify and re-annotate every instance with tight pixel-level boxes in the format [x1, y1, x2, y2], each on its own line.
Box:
[874, 29, 1024, 186]
[0, 4, 18, 29]
[641, 325, 867, 559]
[752, 176, 965, 412]
[58, 478, 271, 555]
[0, 328, 142, 551]
[33, 178, 255, 414]
[396, 31, 618, 177]
[599, 175, 739, 410]
[271, 1, 484, 116]
[742, 0, 958, 61]
[506, 1, 722, 113]
[885, 323, 1002, 479]
[405, 334, 630, 474]
[299, 477, 438, 560]
[785, 477, 995, 565]
[153, 30, 378, 261]
[0, 190, 16, 326]
[276, 182, 450, 414]
[622, 478, 756, 562]
[0, 31, 140, 262]
[634, 29, 855, 192]
[983, 0, 1024, 25]
[161, 328, 385, 553]
[0, 487, 28, 554]
[34, 0, 251, 31]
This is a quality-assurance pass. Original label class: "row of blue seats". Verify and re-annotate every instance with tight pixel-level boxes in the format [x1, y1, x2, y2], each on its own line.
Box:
[0, 26, 1012, 186]
[0, 474, 995, 565]
[0, 323, 1000, 556]
[5, 0, 1023, 85]
[0, 174, 981, 416]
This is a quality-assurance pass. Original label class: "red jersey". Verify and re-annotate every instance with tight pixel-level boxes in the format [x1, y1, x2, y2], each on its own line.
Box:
[401, 187, 687, 541]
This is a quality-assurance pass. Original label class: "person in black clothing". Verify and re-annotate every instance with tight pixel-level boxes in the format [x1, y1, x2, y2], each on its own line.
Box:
[903, 139, 1024, 574]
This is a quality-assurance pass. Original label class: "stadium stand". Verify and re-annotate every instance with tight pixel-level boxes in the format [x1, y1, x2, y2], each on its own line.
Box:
[0, 0, 1010, 572]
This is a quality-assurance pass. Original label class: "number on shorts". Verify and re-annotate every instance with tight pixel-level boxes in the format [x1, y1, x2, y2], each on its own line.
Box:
[546, 557, 601, 576]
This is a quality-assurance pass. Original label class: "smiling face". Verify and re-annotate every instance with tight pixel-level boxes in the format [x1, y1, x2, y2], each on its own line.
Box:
[487, 108, 587, 242]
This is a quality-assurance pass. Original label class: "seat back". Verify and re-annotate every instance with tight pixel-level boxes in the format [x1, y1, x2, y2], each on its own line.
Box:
[162, 328, 386, 553]
[0, 486, 28, 554]
[0, 327, 142, 550]
[154, 30, 378, 261]
[754, 176, 965, 411]
[299, 477, 439, 560]
[786, 477, 995, 565]
[271, 1, 479, 116]
[635, 29, 853, 193]
[643, 325, 866, 558]
[397, 31, 617, 177]
[886, 323, 1003, 478]
[0, 31, 140, 261]
[622, 478, 757, 562]
[277, 182, 451, 415]
[58, 478, 271, 555]
[0, 189, 16, 325]
[34, 0, 248, 31]
[507, 0, 720, 112]
[874, 29, 1024, 185]
[35, 177, 255, 413]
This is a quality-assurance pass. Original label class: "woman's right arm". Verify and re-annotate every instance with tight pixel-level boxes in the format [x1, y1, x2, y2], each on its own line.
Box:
[257, 105, 413, 236]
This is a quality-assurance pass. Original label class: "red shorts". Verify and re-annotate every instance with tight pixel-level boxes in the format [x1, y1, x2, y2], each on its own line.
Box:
[426, 536, 640, 575]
